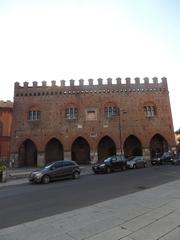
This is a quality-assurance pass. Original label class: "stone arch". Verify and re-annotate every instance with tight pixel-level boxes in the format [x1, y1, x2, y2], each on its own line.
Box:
[150, 134, 169, 158]
[45, 138, 64, 164]
[97, 136, 116, 162]
[124, 135, 142, 157]
[71, 137, 90, 165]
[18, 139, 37, 167]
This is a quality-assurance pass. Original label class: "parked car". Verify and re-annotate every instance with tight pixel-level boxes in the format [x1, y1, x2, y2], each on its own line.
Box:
[29, 160, 81, 184]
[171, 155, 180, 165]
[126, 156, 147, 169]
[92, 155, 127, 174]
[151, 152, 174, 165]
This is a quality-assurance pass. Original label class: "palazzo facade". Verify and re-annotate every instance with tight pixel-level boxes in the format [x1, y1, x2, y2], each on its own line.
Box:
[10, 77, 175, 167]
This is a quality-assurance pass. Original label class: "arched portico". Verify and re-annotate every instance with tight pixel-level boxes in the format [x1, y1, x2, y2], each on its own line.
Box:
[150, 134, 169, 158]
[18, 139, 37, 167]
[71, 137, 90, 164]
[97, 136, 116, 162]
[45, 138, 64, 164]
[124, 135, 142, 157]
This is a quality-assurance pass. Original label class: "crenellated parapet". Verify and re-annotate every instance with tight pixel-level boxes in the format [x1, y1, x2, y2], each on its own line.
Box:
[14, 77, 168, 98]
[0, 100, 13, 111]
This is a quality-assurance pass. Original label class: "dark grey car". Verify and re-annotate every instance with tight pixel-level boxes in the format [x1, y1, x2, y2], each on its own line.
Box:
[92, 155, 127, 174]
[29, 160, 81, 184]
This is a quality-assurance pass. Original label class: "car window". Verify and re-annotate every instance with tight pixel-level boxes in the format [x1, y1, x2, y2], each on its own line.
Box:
[53, 161, 64, 169]
[111, 156, 117, 161]
[63, 161, 74, 167]
[116, 156, 121, 161]
[44, 161, 56, 168]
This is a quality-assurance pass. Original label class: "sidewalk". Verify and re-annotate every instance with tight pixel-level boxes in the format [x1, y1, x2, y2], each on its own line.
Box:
[1, 179, 180, 239]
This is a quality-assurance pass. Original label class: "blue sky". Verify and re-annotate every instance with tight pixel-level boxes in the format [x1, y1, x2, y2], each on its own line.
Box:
[0, 0, 179, 130]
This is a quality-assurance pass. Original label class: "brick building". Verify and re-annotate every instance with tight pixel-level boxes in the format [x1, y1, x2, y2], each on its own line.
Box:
[175, 129, 180, 154]
[10, 77, 175, 167]
[0, 101, 13, 161]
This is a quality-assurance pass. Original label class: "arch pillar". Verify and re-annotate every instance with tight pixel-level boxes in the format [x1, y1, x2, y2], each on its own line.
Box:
[64, 151, 71, 160]
[90, 150, 98, 164]
[37, 151, 45, 167]
[142, 147, 151, 166]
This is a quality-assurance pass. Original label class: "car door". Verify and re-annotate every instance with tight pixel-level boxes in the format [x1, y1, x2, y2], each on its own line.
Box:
[111, 156, 118, 170]
[116, 155, 124, 170]
[62, 161, 75, 177]
[136, 157, 144, 168]
[49, 161, 64, 179]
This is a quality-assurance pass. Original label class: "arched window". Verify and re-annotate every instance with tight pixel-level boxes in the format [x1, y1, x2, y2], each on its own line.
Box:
[144, 105, 156, 117]
[27, 107, 41, 121]
[104, 105, 118, 118]
[65, 106, 78, 120]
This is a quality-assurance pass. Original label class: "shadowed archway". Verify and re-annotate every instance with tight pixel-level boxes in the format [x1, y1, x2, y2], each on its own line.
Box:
[71, 137, 90, 165]
[124, 135, 142, 157]
[150, 134, 169, 158]
[18, 139, 37, 167]
[98, 136, 116, 162]
[45, 138, 64, 164]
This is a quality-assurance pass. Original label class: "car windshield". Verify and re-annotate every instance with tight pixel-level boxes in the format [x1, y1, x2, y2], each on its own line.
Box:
[100, 157, 112, 163]
[44, 162, 55, 169]
[161, 152, 171, 158]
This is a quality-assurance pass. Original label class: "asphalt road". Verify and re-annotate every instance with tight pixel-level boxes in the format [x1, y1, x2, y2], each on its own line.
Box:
[0, 165, 180, 229]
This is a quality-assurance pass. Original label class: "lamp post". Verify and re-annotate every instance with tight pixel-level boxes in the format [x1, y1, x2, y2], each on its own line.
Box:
[117, 107, 126, 155]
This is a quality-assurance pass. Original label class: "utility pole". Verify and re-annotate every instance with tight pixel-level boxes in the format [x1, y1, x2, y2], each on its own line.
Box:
[117, 107, 126, 155]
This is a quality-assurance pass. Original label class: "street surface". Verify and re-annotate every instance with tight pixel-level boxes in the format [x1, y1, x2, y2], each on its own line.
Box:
[0, 165, 180, 230]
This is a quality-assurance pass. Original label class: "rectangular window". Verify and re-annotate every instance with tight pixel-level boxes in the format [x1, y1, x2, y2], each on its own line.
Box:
[86, 108, 97, 121]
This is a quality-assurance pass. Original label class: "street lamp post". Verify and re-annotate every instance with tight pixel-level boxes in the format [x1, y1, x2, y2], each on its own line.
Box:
[117, 107, 126, 155]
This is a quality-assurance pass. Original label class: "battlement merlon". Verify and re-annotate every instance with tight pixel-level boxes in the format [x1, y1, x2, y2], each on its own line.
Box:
[14, 77, 168, 93]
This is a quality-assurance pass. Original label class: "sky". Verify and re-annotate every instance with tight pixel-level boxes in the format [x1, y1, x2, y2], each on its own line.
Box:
[0, 0, 179, 130]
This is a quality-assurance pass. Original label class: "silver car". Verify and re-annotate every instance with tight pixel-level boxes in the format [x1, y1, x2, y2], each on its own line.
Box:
[126, 156, 147, 169]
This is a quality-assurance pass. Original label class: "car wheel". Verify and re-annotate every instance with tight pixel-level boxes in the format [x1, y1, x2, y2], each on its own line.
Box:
[42, 175, 50, 184]
[106, 167, 111, 173]
[73, 171, 80, 179]
[121, 165, 126, 171]
[133, 164, 136, 169]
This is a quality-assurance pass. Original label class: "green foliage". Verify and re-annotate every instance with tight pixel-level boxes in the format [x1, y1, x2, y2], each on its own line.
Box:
[0, 161, 6, 173]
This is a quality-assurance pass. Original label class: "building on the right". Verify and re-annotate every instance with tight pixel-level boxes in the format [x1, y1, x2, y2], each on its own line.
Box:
[10, 76, 176, 167]
[175, 129, 180, 154]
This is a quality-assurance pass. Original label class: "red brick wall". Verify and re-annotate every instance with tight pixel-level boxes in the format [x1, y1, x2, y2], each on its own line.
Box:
[0, 102, 13, 160]
[10, 77, 176, 166]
